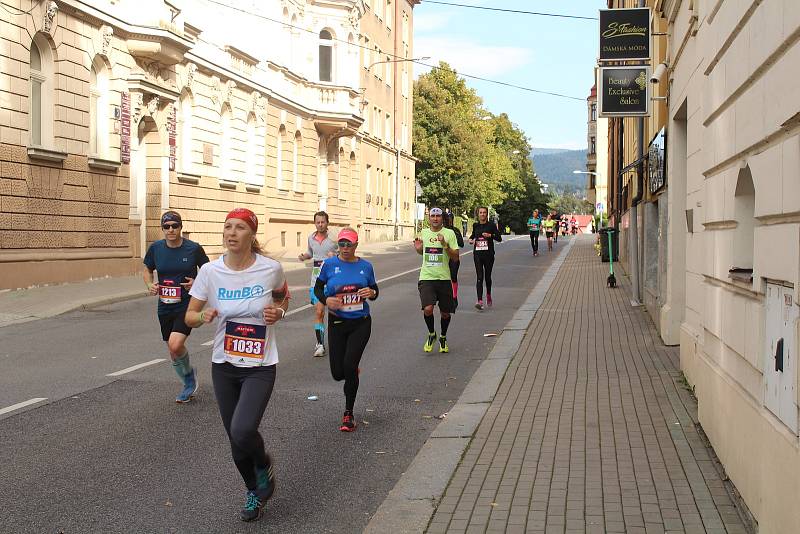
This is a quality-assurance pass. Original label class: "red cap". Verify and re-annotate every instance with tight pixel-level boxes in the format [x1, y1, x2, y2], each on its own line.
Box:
[338, 228, 359, 243]
[226, 208, 258, 233]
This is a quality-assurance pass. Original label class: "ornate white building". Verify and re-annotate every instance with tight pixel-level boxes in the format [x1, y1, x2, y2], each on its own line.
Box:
[0, 0, 417, 287]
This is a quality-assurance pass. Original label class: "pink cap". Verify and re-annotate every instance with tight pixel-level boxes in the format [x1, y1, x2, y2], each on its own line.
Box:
[338, 228, 359, 243]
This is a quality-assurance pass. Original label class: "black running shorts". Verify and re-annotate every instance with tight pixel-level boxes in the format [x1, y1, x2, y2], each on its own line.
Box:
[418, 280, 456, 313]
[158, 310, 192, 342]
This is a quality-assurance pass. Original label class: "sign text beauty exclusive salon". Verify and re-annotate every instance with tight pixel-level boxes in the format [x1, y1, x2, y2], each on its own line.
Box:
[599, 67, 650, 117]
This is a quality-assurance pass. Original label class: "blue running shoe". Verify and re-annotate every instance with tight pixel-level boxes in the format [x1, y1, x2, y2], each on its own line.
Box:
[240, 490, 264, 522]
[175, 368, 198, 403]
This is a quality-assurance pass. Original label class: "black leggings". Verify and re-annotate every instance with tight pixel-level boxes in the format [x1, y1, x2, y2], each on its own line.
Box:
[529, 231, 539, 253]
[474, 253, 495, 300]
[328, 315, 372, 411]
[449, 259, 460, 283]
[212, 362, 276, 491]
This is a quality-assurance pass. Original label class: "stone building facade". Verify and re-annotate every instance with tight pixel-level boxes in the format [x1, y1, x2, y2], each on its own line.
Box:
[664, 0, 800, 531]
[358, 0, 418, 242]
[0, 0, 417, 288]
[603, 0, 800, 530]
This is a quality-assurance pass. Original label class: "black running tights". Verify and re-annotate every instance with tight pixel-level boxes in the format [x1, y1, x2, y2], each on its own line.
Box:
[474, 253, 495, 300]
[212, 362, 275, 491]
[328, 315, 372, 411]
[529, 231, 539, 253]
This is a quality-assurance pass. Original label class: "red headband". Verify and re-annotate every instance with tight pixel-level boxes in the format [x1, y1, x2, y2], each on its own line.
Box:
[226, 208, 258, 233]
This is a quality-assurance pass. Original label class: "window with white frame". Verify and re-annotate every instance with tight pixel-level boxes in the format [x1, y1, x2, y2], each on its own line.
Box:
[179, 92, 194, 173]
[338, 147, 347, 201]
[89, 58, 109, 156]
[386, 0, 392, 29]
[385, 55, 392, 86]
[350, 152, 357, 202]
[293, 131, 301, 191]
[366, 164, 372, 212]
[277, 125, 287, 190]
[246, 114, 257, 183]
[220, 105, 233, 181]
[319, 30, 334, 83]
[363, 37, 370, 69]
[385, 113, 391, 144]
[29, 35, 54, 147]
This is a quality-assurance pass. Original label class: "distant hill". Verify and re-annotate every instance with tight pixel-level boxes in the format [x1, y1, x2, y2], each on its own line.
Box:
[531, 148, 589, 194]
[531, 147, 571, 156]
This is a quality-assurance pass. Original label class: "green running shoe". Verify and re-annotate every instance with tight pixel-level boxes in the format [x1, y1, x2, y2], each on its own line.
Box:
[240, 491, 264, 522]
[438, 335, 449, 353]
[423, 332, 437, 352]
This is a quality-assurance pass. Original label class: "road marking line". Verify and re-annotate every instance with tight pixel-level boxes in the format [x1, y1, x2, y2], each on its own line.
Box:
[0, 397, 47, 416]
[106, 358, 167, 377]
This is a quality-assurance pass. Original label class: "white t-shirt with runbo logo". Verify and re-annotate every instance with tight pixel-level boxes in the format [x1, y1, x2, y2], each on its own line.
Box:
[190, 255, 286, 368]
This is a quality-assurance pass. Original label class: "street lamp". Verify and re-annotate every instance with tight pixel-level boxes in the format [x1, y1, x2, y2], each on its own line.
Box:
[365, 56, 430, 240]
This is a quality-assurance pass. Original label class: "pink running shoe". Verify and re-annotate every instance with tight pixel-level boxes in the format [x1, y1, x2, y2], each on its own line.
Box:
[475, 300, 484, 310]
[487, 295, 493, 308]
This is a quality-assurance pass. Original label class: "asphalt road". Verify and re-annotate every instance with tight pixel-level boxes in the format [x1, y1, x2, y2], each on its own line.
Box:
[0, 234, 566, 534]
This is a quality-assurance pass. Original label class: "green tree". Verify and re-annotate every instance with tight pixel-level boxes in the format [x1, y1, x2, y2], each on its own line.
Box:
[413, 63, 515, 213]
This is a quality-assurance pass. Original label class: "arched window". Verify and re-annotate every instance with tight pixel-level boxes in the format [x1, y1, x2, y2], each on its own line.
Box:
[350, 152, 357, 202]
[293, 131, 301, 191]
[732, 165, 756, 272]
[29, 35, 54, 147]
[246, 114, 257, 184]
[319, 30, 333, 82]
[338, 146, 347, 201]
[277, 125, 287, 190]
[89, 58, 109, 156]
[220, 105, 232, 181]
[178, 92, 193, 173]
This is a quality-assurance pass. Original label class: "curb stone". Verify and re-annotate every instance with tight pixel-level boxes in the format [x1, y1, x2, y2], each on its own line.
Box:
[363, 238, 577, 534]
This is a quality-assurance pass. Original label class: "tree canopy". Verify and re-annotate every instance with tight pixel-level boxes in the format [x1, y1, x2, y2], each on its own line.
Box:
[413, 63, 548, 232]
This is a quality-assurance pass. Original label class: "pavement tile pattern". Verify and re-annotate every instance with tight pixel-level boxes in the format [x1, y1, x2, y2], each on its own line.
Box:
[427, 240, 749, 534]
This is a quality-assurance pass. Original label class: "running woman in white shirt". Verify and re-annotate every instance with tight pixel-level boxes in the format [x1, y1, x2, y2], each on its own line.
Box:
[186, 208, 289, 523]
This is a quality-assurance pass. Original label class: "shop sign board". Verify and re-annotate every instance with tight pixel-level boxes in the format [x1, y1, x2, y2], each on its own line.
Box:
[599, 66, 650, 117]
[599, 8, 651, 61]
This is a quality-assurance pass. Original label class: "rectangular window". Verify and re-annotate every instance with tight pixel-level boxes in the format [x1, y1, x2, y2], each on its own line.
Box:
[363, 38, 370, 69]
[385, 57, 392, 86]
[385, 113, 391, 144]
[591, 103, 597, 121]
[590, 136, 596, 154]
[319, 46, 332, 82]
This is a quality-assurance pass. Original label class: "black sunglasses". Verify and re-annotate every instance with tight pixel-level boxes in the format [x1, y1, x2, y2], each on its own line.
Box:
[337, 240, 356, 248]
[162, 223, 181, 230]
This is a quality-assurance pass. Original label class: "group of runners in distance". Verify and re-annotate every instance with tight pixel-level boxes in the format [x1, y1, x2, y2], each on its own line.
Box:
[139, 204, 520, 522]
[526, 209, 579, 255]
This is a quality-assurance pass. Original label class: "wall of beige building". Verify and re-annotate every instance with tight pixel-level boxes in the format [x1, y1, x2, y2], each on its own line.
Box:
[358, 0, 417, 241]
[0, 0, 412, 289]
[663, 0, 800, 531]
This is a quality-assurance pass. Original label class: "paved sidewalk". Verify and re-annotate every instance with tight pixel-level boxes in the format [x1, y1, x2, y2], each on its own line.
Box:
[0, 239, 409, 328]
[426, 240, 748, 534]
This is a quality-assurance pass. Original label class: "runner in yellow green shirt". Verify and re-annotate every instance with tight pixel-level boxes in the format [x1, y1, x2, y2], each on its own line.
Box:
[414, 207, 460, 353]
[542, 214, 557, 252]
